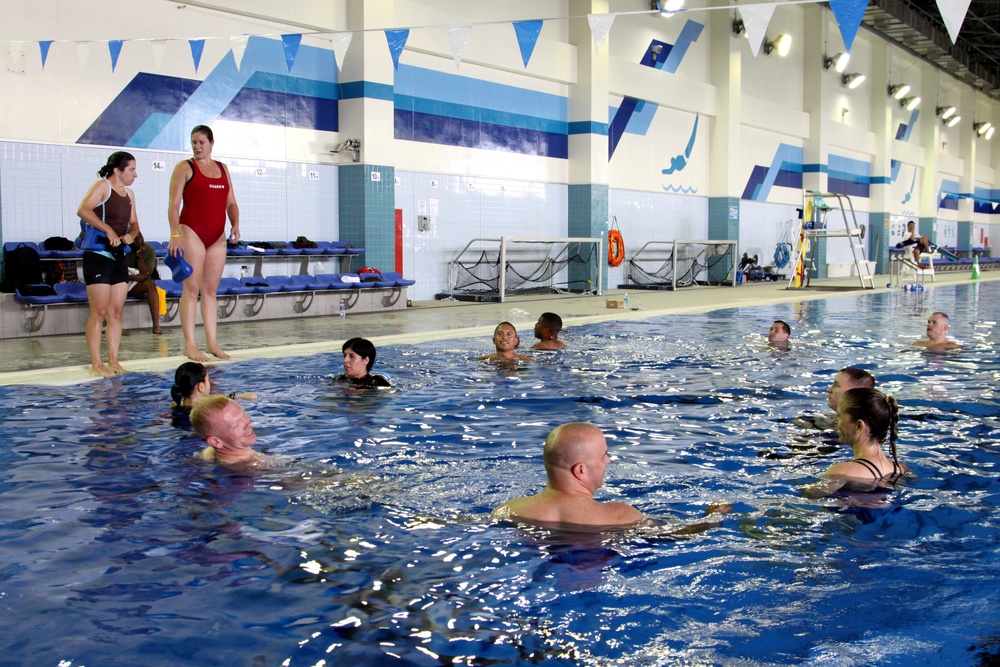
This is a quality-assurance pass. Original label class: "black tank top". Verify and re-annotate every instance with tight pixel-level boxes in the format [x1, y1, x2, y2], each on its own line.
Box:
[94, 186, 132, 236]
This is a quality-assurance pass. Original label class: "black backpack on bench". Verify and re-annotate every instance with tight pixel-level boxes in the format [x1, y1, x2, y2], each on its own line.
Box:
[1, 243, 43, 293]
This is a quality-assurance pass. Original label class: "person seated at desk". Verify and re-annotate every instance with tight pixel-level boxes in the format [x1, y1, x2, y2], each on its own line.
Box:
[478, 322, 533, 367]
[191, 395, 269, 468]
[124, 231, 163, 335]
[334, 337, 391, 389]
[912, 311, 961, 351]
[172, 361, 257, 419]
[531, 312, 566, 350]
[896, 220, 931, 263]
[803, 388, 911, 498]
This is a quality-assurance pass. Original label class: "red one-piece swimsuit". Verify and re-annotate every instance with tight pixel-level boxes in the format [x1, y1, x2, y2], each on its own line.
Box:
[180, 159, 230, 247]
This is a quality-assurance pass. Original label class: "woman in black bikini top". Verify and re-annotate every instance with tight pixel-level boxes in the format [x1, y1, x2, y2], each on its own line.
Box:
[804, 388, 911, 497]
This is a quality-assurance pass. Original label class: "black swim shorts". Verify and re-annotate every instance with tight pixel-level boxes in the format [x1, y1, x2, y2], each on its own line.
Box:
[83, 251, 129, 286]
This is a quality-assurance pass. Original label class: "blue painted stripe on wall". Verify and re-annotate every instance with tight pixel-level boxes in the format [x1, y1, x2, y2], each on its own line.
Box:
[127, 112, 174, 147]
[243, 71, 338, 99]
[568, 121, 608, 135]
[220, 88, 337, 131]
[395, 65, 567, 121]
[827, 178, 871, 197]
[395, 94, 567, 134]
[828, 154, 872, 178]
[339, 81, 394, 101]
[78, 73, 201, 146]
[394, 109, 567, 158]
[608, 97, 639, 159]
[662, 20, 704, 73]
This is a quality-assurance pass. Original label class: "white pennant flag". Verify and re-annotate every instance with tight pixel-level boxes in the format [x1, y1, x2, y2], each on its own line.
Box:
[77, 42, 90, 71]
[740, 3, 777, 57]
[937, 0, 972, 43]
[329, 32, 352, 72]
[231, 35, 249, 70]
[8, 41, 25, 70]
[447, 25, 472, 69]
[587, 13, 616, 55]
[151, 40, 167, 69]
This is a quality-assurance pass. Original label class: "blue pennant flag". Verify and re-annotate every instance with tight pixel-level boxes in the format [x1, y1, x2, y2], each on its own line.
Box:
[39, 40, 53, 69]
[385, 29, 409, 70]
[108, 40, 123, 72]
[281, 33, 302, 72]
[513, 20, 543, 67]
[189, 38, 205, 72]
[829, 0, 868, 52]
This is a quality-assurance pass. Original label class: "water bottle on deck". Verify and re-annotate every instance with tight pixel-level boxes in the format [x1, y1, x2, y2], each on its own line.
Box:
[339, 299, 346, 318]
[240, 265, 248, 280]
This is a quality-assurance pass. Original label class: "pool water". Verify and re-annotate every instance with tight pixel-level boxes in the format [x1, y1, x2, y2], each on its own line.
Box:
[2, 283, 999, 666]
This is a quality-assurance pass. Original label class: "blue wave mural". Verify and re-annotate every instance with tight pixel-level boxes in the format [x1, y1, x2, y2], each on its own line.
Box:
[393, 65, 568, 158]
[743, 145, 879, 201]
[78, 36, 339, 148]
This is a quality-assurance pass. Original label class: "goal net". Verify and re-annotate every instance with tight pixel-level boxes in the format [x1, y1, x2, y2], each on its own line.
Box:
[444, 237, 603, 302]
[624, 240, 737, 290]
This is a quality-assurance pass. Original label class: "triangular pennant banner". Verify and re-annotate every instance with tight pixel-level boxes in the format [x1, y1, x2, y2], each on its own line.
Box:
[829, 0, 868, 53]
[77, 42, 90, 71]
[330, 32, 352, 72]
[281, 33, 302, 72]
[189, 38, 205, 72]
[230, 35, 248, 71]
[39, 40, 53, 69]
[740, 3, 777, 57]
[447, 25, 472, 69]
[513, 20, 543, 67]
[151, 39, 167, 69]
[108, 39, 123, 72]
[937, 0, 972, 44]
[588, 14, 616, 55]
[385, 29, 409, 70]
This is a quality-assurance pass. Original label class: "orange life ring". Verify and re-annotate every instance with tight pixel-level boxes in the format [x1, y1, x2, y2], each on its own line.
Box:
[608, 229, 625, 267]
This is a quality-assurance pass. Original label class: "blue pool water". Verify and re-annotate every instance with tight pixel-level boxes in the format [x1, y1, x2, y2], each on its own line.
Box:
[2, 283, 999, 666]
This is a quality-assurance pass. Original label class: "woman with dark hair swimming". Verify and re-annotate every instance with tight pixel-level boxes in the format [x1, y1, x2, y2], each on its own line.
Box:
[334, 338, 391, 390]
[168, 125, 241, 363]
[804, 387, 912, 497]
[171, 362, 257, 416]
[77, 151, 141, 378]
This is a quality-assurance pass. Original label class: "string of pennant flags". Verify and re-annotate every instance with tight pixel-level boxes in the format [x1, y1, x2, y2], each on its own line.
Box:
[4, 0, 974, 75]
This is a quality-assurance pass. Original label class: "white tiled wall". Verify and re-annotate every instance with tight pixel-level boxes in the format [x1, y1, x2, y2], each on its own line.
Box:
[608, 189, 709, 287]
[739, 200, 800, 266]
[1, 140, 338, 250]
[395, 171, 568, 300]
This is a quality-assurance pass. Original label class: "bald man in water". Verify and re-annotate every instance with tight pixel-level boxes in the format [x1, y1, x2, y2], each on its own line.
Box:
[492, 422, 644, 527]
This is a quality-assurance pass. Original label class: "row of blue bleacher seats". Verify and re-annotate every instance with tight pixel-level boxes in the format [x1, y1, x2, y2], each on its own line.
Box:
[15, 272, 416, 305]
[4, 240, 364, 259]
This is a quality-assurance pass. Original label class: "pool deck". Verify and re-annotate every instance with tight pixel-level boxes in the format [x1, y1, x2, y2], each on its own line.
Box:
[1, 271, 994, 386]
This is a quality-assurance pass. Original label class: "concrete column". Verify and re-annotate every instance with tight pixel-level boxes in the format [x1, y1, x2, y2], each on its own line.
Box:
[867, 40, 892, 275]
[919, 68, 942, 248]
[802, 11, 832, 277]
[567, 0, 611, 291]
[337, 0, 397, 271]
[957, 86, 977, 252]
[707, 9, 741, 281]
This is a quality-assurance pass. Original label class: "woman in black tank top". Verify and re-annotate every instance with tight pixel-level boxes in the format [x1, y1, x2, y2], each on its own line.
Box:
[76, 151, 141, 379]
[804, 388, 911, 498]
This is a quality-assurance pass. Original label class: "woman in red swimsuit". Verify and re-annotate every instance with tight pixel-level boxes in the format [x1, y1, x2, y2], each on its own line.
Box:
[804, 388, 912, 497]
[167, 125, 241, 361]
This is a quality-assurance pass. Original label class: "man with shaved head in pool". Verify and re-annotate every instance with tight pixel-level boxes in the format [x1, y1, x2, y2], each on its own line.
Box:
[493, 422, 643, 527]
[191, 395, 269, 468]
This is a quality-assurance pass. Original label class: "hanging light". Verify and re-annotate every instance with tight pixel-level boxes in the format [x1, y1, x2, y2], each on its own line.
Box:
[900, 96, 921, 111]
[842, 73, 865, 89]
[937, 105, 957, 120]
[823, 52, 850, 73]
[888, 84, 910, 99]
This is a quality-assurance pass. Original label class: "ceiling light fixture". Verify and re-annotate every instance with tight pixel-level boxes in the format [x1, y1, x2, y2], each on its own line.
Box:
[888, 84, 910, 99]
[842, 73, 865, 89]
[763, 34, 792, 57]
[900, 96, 921, 111]
[937, 105, 957, 120]
[945, 115, 961, 127]
[823, 52, 850, 73]
[975, 121, 993, 136]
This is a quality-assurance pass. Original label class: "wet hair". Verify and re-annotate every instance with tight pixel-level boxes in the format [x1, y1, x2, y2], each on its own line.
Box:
[773, 320, 790, 335]
[191, 125, 214, 142]
[342, 337, 376, 372]
[494, 321, 517, 335]
[840, 387, 901, 468]
[98, 151, 135, 179]
[190, 394, 232, 439]
[839, 367, 875, 389]
[172, 362, 207, 406]
[539, 312, 563, 332]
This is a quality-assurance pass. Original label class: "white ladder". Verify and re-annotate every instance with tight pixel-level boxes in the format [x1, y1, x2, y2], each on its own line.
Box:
[786, 191, 874, 290]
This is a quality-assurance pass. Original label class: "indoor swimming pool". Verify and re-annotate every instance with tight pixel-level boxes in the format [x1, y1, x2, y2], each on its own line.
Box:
[1, 282, 998, 666]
